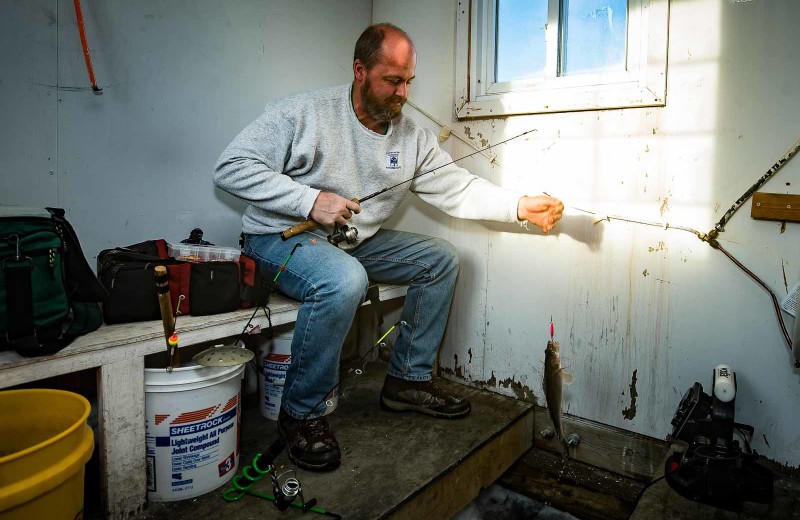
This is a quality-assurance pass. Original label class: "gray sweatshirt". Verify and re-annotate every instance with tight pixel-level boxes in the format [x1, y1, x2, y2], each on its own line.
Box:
[213, 84, 524, 248]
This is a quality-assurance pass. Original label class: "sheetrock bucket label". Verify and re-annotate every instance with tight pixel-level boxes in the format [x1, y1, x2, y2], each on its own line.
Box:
[265, 353, 291, 385]
[259, 353, 291, 420]
[146, 392, 240, 500]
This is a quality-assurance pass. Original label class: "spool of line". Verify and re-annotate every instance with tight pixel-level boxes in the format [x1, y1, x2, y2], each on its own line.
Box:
[713, 364, 735, 402]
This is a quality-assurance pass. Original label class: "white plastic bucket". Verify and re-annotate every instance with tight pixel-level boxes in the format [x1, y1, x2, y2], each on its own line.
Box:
[256, 329, 337, 420]
[144, 362, 244, 502]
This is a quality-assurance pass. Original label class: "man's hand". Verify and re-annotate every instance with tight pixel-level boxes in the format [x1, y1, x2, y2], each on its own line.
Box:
[309, 192, 361, 227]
[517, 195, 564, 233]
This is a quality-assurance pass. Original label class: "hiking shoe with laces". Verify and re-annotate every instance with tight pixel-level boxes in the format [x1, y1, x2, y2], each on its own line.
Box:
[380, 374, 471, 418]
[277, 408, 341, 471]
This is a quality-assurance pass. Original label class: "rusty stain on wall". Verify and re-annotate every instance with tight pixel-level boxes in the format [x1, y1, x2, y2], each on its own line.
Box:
[782, 260, 788, 292]
[659, 197, 670, 217]
[643, 269, 649, 277]
[648, 241, 666, 253]
[622, 369, 638, 420]
[498, 376, 537, 403]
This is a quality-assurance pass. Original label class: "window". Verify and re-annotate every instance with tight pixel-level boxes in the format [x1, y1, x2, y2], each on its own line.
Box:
[455, 0, 669, 117]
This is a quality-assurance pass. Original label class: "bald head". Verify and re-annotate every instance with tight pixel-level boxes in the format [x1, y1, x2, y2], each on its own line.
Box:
[353, 23, 415, 71]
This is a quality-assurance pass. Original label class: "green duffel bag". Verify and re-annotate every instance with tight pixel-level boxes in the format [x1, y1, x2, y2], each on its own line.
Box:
[0, 207, 106, 357]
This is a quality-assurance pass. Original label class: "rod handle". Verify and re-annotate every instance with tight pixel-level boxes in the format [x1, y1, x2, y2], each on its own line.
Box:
[281, 219, 318, 240]
[154, 266, 178, 367]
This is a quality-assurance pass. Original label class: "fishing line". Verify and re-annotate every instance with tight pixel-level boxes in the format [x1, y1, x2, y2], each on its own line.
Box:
[406, 103, 796, 356]
[547, 163, 797, 360]
[234, 243, 301, 367]
[300, 321, 404, 421]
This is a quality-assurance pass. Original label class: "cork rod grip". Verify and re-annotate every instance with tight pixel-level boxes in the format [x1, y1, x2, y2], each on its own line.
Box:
[281, 219, 318, 240]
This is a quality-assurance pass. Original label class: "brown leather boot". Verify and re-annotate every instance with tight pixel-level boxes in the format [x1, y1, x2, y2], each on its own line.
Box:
[380, 374, 471, 418]
[277, 408, 341, 471]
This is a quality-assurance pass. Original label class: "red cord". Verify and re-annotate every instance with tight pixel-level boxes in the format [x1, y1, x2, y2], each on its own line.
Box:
[73, 0, 101, 92]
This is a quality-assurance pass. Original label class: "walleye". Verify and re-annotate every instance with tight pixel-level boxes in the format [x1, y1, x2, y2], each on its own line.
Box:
[543, 340, 574, 457]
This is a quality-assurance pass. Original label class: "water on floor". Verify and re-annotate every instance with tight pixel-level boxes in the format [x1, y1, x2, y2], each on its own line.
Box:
[453, 483, 579, 520]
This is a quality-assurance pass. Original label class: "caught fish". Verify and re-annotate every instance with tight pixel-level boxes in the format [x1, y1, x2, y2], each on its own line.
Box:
[543, 340, 574, 457]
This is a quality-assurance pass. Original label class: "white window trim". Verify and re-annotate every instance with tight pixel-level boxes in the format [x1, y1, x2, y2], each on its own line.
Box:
[455, 0, 670, 118]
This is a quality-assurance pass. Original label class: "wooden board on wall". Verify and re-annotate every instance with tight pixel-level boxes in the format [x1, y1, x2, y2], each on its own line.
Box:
[533, 406, 668, 482]
[751, 192, 800, 222]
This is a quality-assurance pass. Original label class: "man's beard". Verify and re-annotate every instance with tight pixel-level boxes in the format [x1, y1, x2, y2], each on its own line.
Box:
[361, 77, 405, 122]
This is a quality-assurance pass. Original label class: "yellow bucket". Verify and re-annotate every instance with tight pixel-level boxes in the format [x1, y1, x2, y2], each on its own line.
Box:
[0, 389, 94, 520]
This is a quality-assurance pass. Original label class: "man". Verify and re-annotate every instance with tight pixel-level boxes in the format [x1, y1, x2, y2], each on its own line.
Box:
[213, 23, 563, 471]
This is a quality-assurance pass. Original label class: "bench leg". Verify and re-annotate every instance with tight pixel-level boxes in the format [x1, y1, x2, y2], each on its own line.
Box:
[97, 356, 147, 519]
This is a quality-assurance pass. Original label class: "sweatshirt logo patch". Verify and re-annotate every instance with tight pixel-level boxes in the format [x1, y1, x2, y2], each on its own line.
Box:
[386, 152, 400, 170]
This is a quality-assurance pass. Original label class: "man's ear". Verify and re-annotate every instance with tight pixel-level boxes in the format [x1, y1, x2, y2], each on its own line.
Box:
[353, 59, 367, 82]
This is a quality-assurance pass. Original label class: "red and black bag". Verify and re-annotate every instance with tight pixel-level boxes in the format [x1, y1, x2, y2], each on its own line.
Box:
[97, 239, 268, 324]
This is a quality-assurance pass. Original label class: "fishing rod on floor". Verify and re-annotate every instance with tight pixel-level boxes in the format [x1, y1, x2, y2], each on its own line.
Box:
[280, 128, 539, 245]
[222, 438, 342, 518]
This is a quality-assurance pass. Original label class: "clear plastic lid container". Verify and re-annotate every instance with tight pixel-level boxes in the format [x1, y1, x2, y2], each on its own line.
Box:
[167, 242, 241, 263]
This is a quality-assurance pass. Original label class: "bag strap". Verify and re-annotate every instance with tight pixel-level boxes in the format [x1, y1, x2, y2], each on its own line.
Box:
[2, 255, 73, 356]
[66, 302, 103, 337]
[239, 258, 270, 306]
[155, 239, 169, 259]
[4, 256, 35, 344]
[47, 208, 108, 303]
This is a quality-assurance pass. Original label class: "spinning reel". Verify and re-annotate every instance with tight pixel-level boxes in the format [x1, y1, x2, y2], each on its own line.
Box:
[327, 225, 358, 247]
[222, 438, 341, 518]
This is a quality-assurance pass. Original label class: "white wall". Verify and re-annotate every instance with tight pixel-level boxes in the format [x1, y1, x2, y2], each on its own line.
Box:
[374, 0, 800, 467]
[0, 0, 372, 261]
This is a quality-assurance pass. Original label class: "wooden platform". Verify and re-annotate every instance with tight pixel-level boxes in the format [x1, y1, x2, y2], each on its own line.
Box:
[0, 284, 407, 520]
[134, 363, 534, 520]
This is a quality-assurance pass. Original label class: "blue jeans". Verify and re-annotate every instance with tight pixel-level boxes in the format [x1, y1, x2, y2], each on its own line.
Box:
[244, 228, 459, 419]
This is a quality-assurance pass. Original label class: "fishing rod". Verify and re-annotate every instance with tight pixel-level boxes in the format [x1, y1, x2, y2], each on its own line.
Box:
[300, 321, 404, 421]
[280, 128, 538, 242]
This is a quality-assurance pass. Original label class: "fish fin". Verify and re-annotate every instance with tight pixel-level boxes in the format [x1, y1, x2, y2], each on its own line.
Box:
[561, 370, 575, 385]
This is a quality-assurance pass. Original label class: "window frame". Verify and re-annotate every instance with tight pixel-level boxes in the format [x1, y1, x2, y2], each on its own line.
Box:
[455, 0, 669, 118]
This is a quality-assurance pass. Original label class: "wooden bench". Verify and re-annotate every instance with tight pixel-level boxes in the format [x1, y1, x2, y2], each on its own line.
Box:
[0, 283, 407, 520]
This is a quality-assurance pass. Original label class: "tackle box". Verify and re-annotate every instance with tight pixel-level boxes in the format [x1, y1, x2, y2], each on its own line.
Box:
[167, 242, 241, 263]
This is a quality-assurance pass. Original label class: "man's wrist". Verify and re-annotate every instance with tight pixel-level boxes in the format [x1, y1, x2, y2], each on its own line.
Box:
[517, 196, 526, 221]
